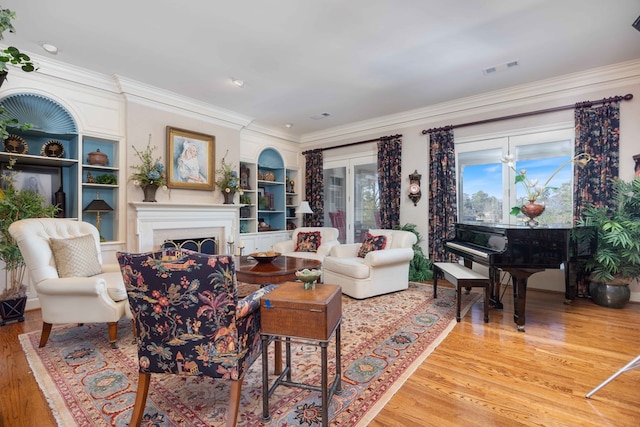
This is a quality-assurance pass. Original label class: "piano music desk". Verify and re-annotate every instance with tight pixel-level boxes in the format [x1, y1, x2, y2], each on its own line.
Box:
[433, 262, 490, 323]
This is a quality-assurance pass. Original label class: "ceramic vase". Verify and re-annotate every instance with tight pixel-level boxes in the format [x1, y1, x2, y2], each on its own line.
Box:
[520, 200, 545, 227]
[223, 191, 235, 204]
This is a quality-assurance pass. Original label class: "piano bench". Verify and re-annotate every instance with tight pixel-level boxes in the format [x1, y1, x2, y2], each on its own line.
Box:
[433, 262, 490, 323]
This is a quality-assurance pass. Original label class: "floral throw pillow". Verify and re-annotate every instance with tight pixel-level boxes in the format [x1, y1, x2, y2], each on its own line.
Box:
[357, 232, 387, 258]
[295, 231, 322, 252]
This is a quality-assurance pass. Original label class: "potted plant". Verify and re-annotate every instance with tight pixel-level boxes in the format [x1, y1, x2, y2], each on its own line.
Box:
[393, 223, 434, 282]
[129, 135, 166, 202]
[215, 150, 243, 204]
[576, 177, 640, 308]
[0, 159, 58, 324]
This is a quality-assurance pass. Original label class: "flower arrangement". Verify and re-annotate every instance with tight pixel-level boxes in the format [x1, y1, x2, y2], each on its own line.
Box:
[130, 135, 166, 188]
[501, 152, 592, 216]
[215, 151, 243, 194]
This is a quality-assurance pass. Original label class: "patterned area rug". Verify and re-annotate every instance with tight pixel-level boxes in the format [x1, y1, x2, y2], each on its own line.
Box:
[20, 282, 480, 426]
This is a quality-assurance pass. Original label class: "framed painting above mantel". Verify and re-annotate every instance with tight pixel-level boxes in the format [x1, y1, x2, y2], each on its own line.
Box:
[166, 126, 215, 191]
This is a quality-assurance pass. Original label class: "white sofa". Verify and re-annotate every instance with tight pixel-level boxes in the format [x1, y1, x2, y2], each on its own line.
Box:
[323, 229, 416, 299]
[272, 227, 340, 262]
[8, 218, 131, 347]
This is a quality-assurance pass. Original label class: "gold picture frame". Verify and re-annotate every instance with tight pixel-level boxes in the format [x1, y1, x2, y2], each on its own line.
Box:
[166, 126, 215, 190]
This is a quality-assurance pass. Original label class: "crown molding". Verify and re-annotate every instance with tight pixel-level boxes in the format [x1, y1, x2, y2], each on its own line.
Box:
[300, 59, 640, 145]
[115, 76, 254, 130]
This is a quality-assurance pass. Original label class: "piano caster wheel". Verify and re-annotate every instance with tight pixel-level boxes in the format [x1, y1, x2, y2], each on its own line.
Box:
[517, 325, 526, 332]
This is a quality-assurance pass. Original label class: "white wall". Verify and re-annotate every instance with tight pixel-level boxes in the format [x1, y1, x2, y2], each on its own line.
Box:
[300, 60, 640, 301]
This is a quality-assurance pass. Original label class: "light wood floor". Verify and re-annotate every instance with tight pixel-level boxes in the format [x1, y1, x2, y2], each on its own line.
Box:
[1, 285, 639, 427]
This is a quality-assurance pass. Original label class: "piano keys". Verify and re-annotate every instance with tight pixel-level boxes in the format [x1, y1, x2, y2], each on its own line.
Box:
[444, 223, 596, 331]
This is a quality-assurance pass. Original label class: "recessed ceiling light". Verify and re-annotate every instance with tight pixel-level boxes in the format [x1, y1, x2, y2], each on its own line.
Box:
[40, 43, 58, 55]
[482, 60, 519, 75]
[310, 112, 331, 120]
[285, 123, 293, 128]
[231, 78, 245, 88]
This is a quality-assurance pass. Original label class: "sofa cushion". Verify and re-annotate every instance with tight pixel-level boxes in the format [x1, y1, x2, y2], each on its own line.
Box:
[357, 233, 387, 258]
[323, 256, 370, 279]
[50, 234, 102, 278]
[295, 231, 322, 252]
[103, 272, 128, 301]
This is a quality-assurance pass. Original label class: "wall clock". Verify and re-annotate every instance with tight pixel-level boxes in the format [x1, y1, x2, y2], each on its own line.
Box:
[408, 170, 422, 206]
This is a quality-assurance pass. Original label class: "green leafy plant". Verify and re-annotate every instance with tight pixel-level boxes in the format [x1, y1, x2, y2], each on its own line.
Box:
[215, 150, 243, 195]
[0, 158, 58, 299]
[576, 177, 640, 283]
[0, 6, 37, 142]
[129, 135, 166, 187]
[94, 174, 117, 185]
[393, 223, 433, 282]
[0, 8, 37, 73]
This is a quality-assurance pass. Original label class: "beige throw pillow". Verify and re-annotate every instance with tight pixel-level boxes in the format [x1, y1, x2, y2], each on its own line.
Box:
[50, 234, 102, 278]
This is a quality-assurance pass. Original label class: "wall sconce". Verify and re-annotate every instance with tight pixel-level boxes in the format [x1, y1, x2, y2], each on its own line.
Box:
[408, 170, 422, 206]
[295, 201, 314, 226]
[83, 195, 113, 241]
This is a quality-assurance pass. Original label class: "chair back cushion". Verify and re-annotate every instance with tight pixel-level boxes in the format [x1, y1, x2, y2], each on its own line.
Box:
[295, 230, 321, 252]
[8, 218, 102, 285]
[367, 229, 417, 249]
[50, 234, 102, 277]
[118, 249, 260, 379]
[292, 227, 339, 246]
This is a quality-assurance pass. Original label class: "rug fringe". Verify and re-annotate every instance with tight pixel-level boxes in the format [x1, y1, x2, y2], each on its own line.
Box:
[19, 333, 73, 427]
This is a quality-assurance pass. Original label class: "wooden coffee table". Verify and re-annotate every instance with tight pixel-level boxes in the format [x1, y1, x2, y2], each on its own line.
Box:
[236, 256, 321, 285]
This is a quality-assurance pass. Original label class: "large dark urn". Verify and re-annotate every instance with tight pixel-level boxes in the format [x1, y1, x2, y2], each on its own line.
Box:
[589, 280, 631, 309]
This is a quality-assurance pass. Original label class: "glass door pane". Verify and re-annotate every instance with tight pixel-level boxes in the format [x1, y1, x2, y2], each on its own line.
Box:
[324, 166, 347, 243]
[354, 162, 378, 243]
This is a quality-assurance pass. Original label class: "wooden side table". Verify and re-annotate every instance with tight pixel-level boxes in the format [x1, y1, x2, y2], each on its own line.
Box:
[260, 281, 342, 426]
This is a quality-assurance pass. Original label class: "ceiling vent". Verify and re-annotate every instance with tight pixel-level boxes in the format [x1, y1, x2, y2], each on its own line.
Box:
[310, 112, 331, 120]
[483, 60, 519, 75]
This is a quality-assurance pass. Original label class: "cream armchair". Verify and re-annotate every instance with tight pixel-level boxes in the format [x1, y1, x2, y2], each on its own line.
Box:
[272, 227, 340, 262]
[8, 218, 130, 348]
[323, 229, 417, 299]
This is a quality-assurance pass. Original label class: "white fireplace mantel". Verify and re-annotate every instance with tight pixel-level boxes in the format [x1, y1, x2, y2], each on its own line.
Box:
[130, 202, 240, 252]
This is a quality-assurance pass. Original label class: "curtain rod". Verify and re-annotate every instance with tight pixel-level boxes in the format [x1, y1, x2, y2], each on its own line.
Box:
[302, 134, 402, 155]
[421, 93, 633, 134]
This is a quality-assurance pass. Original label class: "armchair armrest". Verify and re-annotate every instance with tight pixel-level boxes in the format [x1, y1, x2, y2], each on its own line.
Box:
[36, 277, 108, 296]
[237, 284, 277, 318]
[272, 240, 295, 253]
[365, 248, 414, 267]
[317, 240, 340, 257]
[330, 243, 360, 257]
[101, 263, 120, 274]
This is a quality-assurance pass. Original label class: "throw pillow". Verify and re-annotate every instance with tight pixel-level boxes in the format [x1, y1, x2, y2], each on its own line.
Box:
[295, 231, 322, 252]
[50, 234, 102, 278]
[357, 232, 387, 258]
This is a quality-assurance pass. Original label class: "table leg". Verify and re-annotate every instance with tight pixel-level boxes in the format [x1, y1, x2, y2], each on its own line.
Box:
[261, 334, 271, 421]
[274, 340, 282, 375]
[336, 323, 342, 393]
[321, 341, 328, 427]
[285, 337, 292, 382]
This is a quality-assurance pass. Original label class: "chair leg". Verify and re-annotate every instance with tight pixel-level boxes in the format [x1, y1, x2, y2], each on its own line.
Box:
[227, 375, 244, 427]
[39, 322, 53, 348]
[107, 322, 118, 348]
[129, 372, 151, 427]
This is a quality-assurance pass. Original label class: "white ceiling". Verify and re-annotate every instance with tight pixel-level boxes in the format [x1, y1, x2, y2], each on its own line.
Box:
[3, 0, 640, 139]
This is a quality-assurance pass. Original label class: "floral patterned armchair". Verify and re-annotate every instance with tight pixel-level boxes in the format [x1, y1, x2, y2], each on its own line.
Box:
[117, 249, 276, 427]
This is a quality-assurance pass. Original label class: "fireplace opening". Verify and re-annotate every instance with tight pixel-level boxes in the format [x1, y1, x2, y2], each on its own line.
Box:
[161, 237, 218, 255]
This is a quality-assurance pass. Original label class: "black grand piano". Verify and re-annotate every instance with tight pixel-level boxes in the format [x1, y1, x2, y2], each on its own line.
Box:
[444, 223, 596, 331]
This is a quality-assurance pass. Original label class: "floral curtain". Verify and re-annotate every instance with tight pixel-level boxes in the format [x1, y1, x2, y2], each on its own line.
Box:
[428, 127, 457, 262]
[303, 149, 324, 226]
[573, 100, 620, 219]
[377, 135, 402, 229]
[573, 100, 620, 296]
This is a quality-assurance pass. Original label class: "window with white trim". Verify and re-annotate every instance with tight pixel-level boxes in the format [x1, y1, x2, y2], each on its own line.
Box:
[456, 127, 575, 226]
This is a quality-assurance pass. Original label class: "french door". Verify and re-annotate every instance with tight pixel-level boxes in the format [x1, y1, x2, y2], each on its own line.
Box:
[323, 154, 378, 243]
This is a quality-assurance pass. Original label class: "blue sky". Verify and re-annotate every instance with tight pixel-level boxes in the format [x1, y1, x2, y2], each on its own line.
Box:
[462, 156, 573, 199]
